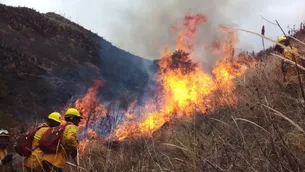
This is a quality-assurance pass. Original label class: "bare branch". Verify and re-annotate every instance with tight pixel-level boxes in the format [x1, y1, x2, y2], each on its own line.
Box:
[260, 15, 277, 26]
[270, 53, 305, 72]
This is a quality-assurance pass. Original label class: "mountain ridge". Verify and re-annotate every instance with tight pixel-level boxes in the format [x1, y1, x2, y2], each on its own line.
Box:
[0, 3, 153, 127]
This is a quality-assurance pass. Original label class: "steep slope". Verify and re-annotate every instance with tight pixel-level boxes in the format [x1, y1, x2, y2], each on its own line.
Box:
[0, 4, 153, 126]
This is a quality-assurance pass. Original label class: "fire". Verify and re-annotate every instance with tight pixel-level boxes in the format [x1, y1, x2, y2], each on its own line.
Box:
[70, 14, 256, 144]
[78, 129, 97, 156]
[73, 80, 105, 156]
[74, 80, 105, 129]
[110, 14, 255, 141]
[176, 14, 207, 52]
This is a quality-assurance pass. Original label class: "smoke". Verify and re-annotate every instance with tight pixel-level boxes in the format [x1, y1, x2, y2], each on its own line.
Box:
[108, 0, 305, 60]
[109, 0, 232, 59]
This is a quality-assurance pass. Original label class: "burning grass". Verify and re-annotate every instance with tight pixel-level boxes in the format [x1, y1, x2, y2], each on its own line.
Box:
[114, 15, 254, 141]
[73, 14, 256, 146]
[63, 14, 305, 172]
[72, 54, 305, 172]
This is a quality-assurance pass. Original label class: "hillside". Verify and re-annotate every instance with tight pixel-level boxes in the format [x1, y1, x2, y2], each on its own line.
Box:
[76, 28, 305, 172]
[0, 4, 153, 128]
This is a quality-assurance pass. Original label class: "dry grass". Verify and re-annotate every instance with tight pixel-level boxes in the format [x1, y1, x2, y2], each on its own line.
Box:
[65, 28, 305, 172]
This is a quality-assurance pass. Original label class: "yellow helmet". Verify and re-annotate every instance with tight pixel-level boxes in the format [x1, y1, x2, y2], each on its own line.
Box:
[65, 108, 81, 118]
[48, 112, 62, 123]
[277, 36, 287, 43]
[0, 129, 9, 137]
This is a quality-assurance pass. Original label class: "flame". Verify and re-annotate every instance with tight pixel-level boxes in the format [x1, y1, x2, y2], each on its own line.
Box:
[73, 80, 105, 156]
[74, 80, 105, 129]
[112, 14, 256, 141]
[176, 14, 207, 52]
[69, 14, 256, 145]
[78, 129, 97, 156]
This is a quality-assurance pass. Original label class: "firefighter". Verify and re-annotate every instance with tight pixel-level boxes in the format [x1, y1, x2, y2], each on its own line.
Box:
[24, 112, 62, 172]
[0, 129, 13, 170]
[274, 36, 304, 83]
[42, 108, 81, 172]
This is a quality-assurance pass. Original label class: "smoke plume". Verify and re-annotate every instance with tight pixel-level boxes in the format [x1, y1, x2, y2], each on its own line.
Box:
[108, 0, 305, 60]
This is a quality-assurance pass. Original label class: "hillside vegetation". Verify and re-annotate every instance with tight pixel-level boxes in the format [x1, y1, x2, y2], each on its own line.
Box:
[74, 28, 305, 172]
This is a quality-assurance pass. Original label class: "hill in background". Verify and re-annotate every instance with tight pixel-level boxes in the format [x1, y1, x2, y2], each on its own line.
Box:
[0, 4, 153, 129]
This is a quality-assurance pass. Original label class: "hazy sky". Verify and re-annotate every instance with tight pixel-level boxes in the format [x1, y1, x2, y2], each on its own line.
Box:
[0, 0, 304, 59]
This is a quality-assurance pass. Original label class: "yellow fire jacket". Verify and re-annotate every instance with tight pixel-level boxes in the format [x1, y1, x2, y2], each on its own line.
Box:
[43, 122, 79, 169]
[282, 46, 304, 84]
[24, 123, 49, 169]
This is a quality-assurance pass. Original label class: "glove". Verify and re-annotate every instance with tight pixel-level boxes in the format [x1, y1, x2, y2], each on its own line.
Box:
[2, 153, 13, 164]
[70, 149, 77, 159]
[282, 62, 289, 72]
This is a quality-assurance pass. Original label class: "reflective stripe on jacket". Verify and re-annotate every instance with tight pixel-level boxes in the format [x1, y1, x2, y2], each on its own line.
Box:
[24, 123, 49, 169]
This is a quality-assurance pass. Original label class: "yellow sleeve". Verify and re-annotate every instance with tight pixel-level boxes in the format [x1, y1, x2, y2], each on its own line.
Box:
[63, 125, 79, 151]
[293, 47, 299, 56]
[283, 49, 293, 60]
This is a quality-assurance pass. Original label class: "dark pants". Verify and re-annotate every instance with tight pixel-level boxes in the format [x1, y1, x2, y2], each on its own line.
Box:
[41, 161, 62, 172]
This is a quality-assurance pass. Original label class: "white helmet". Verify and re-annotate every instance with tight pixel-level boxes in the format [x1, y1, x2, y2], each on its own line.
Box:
[0, 129, 9, 137]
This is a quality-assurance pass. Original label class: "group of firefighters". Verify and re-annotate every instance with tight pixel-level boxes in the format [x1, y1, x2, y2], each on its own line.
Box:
[0, 108, 82, 172]
[0, 35, 303, 172]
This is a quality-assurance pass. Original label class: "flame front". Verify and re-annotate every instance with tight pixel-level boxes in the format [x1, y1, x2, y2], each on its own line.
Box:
[74, 80, 104, 156]
[75, 80, 105, 129]
[70, 14, 256, 145]
[112, 14, 255, 141]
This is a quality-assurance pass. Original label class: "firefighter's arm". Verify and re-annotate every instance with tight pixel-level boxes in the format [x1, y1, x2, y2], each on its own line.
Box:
[283, 50, 290, 60]
[65, 126, 78, 148]
[64, 125, 79, 157]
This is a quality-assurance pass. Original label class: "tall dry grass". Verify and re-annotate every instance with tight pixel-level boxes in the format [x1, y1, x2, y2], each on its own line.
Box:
[64, 27, 305, 172]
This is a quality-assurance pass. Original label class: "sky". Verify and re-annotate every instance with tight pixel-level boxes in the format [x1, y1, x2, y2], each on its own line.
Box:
[0, 0, 304, 60]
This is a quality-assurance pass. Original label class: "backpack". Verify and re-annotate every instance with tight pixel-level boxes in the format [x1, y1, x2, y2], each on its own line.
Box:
[39, 124, 68, 154]
[14, 128, 40, 157]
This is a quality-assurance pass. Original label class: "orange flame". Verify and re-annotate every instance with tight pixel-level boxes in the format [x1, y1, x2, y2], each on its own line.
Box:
[73, 80, 105, 156]
[112, 14, 256, 141]
[176, 14, 207, 52]
[71, 14, 256, 145]
[75, 80, 105, 129]
[78, 129, 97, 156]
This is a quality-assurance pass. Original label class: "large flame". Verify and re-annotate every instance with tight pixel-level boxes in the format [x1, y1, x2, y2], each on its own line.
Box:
[72, 14, 256, 147]
[75, 80, 105, 129]
[74, 80, 104, 155]
[111, 14, 255, 141]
